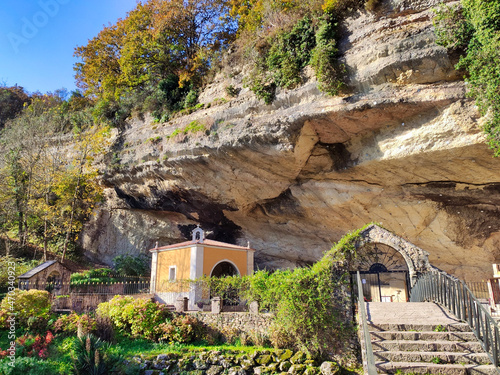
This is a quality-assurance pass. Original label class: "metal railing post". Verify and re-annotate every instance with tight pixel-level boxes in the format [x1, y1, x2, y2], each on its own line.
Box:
[495, 326, 499, 367]
[356, 271, 377, 375]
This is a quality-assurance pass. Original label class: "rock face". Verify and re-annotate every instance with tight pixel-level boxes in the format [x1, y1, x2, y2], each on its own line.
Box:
[83, 0, 500, 281]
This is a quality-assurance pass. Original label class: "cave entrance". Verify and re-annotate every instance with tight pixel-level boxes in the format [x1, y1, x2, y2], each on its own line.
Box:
[351, 242, 410, 302]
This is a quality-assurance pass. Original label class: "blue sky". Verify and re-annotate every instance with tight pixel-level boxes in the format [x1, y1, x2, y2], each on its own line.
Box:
[0, 0, 139, 95]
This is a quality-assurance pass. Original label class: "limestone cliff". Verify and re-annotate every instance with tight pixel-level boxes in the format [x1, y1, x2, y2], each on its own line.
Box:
[82, 0, 500, 281]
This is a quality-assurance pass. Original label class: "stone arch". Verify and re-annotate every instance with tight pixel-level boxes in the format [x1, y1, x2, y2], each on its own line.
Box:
[356, 242, 409, 272]
[46, 270, 62, 292]
[47, 270, 61, 283]
[354, 224, 431, 286]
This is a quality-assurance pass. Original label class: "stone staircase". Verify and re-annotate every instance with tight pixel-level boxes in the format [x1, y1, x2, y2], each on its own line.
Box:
[365, 302, 498, 374]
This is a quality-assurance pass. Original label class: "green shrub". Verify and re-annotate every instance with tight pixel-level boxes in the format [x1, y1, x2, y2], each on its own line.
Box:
[52, 313, 97, 336]
[310, 17, 344, 96]
[246, 14, 345, 103]
[433, 3, 474, 51]
[147, 136, 162, 144]
[433, 0, 500, 155]
[112, 254, 150, 277]
[168, 120, 207, 139]
[184, 120, 206, 134]
[70, 268, 117, 284]
[91, 99, 129, 127]
[96, 296, 172, 341]
[225, 85, 239, 97]
[0, 289, 51, 330]
[158, 315, 203, 344]
[199, 226, 368, 358]
[184, 89, 198, 108]
[247, 74, 276, 104]
[266, 17, 316, 89]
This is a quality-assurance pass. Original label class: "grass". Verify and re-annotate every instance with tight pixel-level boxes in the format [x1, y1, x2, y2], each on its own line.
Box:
[0, 331, 75, 375]
[168, 120, 207, 139]
[433, 324, 448, 332]
[114, 332, 273, 358]
[0, 329, 276, 374]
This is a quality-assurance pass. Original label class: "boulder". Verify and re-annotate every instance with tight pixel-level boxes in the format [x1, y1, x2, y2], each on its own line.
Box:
[320, 361, 340, 375]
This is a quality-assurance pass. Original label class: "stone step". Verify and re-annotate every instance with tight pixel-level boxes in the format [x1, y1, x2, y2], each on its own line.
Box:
[372, 340, 483, 353]
[368, 323, 472, 332]
[370, 331, 477, 342]
[373, 351, 491, 365]
[376, 361, 498, 375]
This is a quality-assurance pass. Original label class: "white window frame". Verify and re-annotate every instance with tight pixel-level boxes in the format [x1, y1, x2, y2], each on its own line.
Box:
[168, 266, 177, 282]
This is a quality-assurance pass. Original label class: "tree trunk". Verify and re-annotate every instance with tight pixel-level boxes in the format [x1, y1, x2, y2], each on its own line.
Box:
[43, 192, 49, 262]
[61, 174, 81, 263]
[5, 237, 10, 257]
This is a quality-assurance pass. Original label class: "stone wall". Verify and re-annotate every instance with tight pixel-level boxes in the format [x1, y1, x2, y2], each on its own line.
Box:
[133, 349, 342, 375]
[189, 311, 274, 337]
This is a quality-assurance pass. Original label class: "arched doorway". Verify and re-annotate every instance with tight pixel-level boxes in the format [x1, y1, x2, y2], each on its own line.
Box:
[357, 224, 431, 286]
[46, 271, 62, 293]
[353, 242, 410, 302]
[210, 261, 239, 278]
[210, 261, 240, 306]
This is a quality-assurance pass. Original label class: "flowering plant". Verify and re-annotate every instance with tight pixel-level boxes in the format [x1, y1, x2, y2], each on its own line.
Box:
[15, 331, 54, 358]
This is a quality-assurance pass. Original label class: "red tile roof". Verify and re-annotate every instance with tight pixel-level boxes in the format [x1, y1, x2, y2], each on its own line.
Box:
[150, 239, 253, 252]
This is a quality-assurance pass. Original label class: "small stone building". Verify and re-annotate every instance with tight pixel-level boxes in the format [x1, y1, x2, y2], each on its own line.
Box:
[150, 227, 255, 310]
[18, 260, 71, 295]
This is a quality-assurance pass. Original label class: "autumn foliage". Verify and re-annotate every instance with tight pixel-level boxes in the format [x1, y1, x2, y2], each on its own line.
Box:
[74, 0, 236, 101]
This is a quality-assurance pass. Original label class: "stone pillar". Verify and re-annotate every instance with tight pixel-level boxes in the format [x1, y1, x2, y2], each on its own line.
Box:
[211, 296, 222, 314]
[249, 301, 259, 314]
[175, 297, 188, 312]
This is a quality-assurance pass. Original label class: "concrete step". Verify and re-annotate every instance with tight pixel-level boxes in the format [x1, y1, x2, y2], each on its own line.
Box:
[370, 331, 477, 342]
[368, 323, 472, 332]
[376, 361, 498, 375]
[374, 351, 491, 366]
[372, 340, 483, 353]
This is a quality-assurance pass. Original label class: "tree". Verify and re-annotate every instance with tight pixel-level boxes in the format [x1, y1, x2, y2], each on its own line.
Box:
[58, 126, 111, 262]
[0, 95, 108, 261]
[74, 22, 124, 100]
[0, 99, 52, 246]
[0, 85, 30, 128]
[74, 0, 236, 101]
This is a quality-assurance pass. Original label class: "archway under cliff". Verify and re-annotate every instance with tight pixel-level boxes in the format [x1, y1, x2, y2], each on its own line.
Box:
[353, 242, 410, 302]
[350, 225, 431, 302]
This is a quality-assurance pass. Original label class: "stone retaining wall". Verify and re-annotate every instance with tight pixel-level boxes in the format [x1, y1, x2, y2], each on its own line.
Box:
[133, 348, 342, 375]
[189, 311, 274, 336]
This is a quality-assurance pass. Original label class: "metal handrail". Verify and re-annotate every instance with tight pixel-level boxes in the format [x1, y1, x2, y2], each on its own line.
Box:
[356, 271, 377, 375]
[410, 267, 500, 372]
